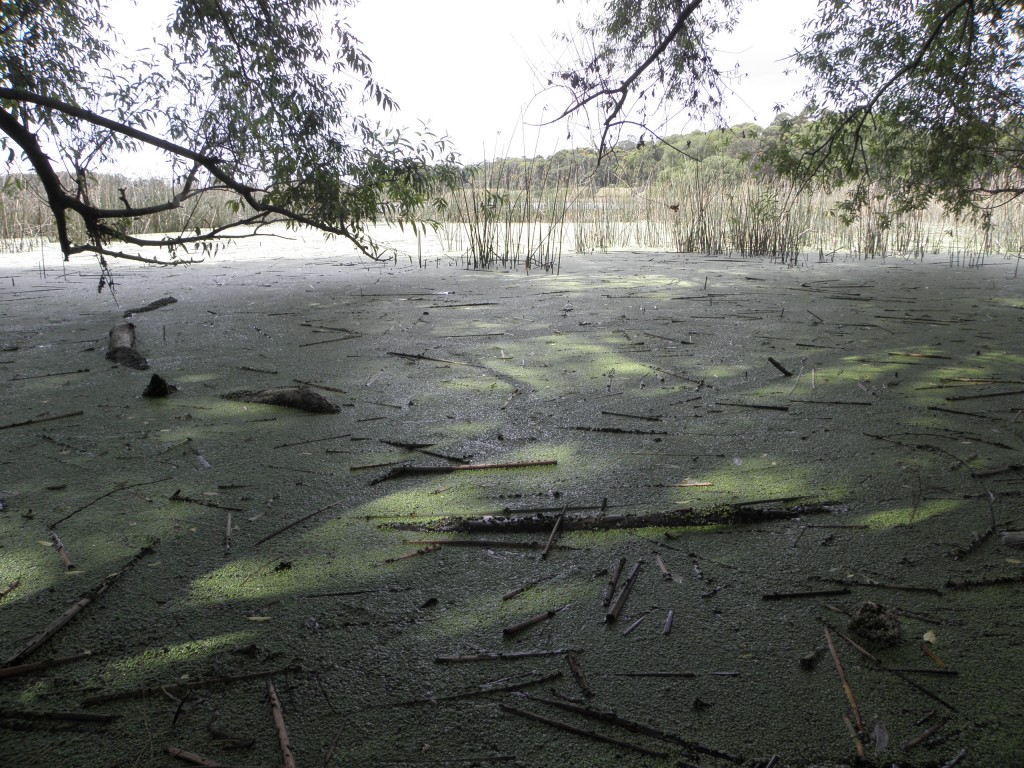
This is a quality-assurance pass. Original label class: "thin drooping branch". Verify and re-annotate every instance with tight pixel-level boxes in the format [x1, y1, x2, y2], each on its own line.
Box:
[557, 0, 705, 155]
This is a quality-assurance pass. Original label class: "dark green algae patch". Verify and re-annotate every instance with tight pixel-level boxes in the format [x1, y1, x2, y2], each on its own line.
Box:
[1, 246, 1023, 767]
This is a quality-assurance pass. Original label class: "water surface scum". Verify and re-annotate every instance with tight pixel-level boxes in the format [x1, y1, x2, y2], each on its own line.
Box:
[1, 244, 1023, 767]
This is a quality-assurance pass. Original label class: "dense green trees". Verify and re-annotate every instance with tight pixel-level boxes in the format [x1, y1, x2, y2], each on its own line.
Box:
[561, 0, 1024, 213]
[0, 0, 457, 266]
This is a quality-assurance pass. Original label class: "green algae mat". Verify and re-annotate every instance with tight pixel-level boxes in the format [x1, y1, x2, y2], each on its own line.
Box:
[1, 246, 1023, 767]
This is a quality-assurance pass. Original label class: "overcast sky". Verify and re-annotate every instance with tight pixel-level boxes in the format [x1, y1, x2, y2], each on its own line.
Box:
[105, 0, 817, 169]
[347, 0, 818, 161]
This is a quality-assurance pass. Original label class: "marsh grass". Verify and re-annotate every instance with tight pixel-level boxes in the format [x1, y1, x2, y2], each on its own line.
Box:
[436, 158, 1024, 268]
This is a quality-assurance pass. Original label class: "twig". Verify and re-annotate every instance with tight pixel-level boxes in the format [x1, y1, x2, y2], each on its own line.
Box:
[50, 477, 171, 528]
[371, 459, 557, 484]
[622, 612, 649, 636]
[715, 401, 790, 411]
[404, 539, 559, 551]
[0, 650, 93, 679]
[398, 671, 562, 706]
[606, 560, 643, 623]
[824, 625, 863, 733]
[654, 552, 672, 580]
[0, 577, 20, 600]
[663, 610, 674, 635]
[0, 410, 83, 430]
[267, 680, 297, 768]
[10, 368, 89, 381]
[388, 350, 485, 368]
[252, 500, 344, 547]
[768, 357, 793, 376]
[518, 693, 743, 763]
[82, 666, 299, 706]
[566, 653, 593, 697]
[502, 604, 570, 637]
[540, 508, 565, 560]
[498, 703, 668, 758]
[273, 432, 351, 449]
[0, 708, 115, 723]
[169, 489, 244, 512]
[224, 511, 233, 554]
[48, 531, 75, 570]
[601, 557, 626, 607]
[434, 649, 580, 663]
[164, 745, 224, 767]
[3, 547, 153, 667]
[762, 588, 851, 600]
[377, 544, 441, 566]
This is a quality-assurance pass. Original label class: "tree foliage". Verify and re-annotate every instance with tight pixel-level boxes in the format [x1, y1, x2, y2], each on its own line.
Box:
[785, 0, 1024, 212]
[553, 0, 743, 156]
[558, 0, 1024, 214]
[0, 0, 458, 267]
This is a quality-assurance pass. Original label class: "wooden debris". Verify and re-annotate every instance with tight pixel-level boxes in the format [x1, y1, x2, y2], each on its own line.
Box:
[434, 649, 580, 663]
[169, 489, 244, 512]
[663, 610, 674, 635]
[654, 552, 672, 580]
[223, 385, 340, 413]
[762, 588, 851, 601]
[503, 574, 555, 601]
[610, 671, 696, 678]
[404, 539, 561, 551]
[498, 703, 669, 758]
[767, 357, 793, 376]
[106, 321, 149, 369]
[377, 544, 441, 566]
[267, 680, 297, 768]
[502, 604, 569, 637]
[601, 557, 626, 607]
[48, 531, 75, 570]
[540, 508, 565, 560]
[566, 653, 593, 697]
[946, 388, 1024, 401]
[1001, 531, 1024, 548]
[388, 350, 485, 368]
[824, 625, 863, 733]
[606, 560, 642, 623]
[371, 459, 557, 485]
[0, 410, 84, 431]
[622, 613, 649, 636]
[274, 432, 351, 449]
[398, 671, 563, 706]
[252, 500, 344, 547]
[945, 572, 1024, 590]
[50, 477, 171, 528]
[123, 296, 177, 317]
[0, 578, 20, 600]
[164, 745, 224, 767]
[0, 708, 115, 723]
[0, 650, 93, 680]
[396, 502, 843, 535]
[82, 666, 299, 707]
[3, 547, 153, 667]
[519, 693, 743, 763]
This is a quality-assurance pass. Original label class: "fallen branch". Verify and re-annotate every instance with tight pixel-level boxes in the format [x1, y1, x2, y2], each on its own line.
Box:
[503, 604, 570, 637]
[164, 745, 224, 767]
[3, 547, 153, 667]
[267, 680, 297, 768]
[768, 357, 793, 376]
[824, 625, 863, 733]
[434, 649, 580, 663]
[0, 708, 116, 724]
[606, 560, 643, 623]
[50, 477, 171, 528]
[0, 410, 84, 430]
[0, 650, 93, 680]
[169, 489, 244, 512]
[252, 500, 345, 547]
[371, 459, 557, 485]
[519, 693, 743, 763]
[82, 666, 299, 707]
[498, 703, 668, 758]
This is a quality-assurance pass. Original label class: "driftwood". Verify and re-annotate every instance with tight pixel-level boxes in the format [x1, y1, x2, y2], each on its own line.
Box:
[222, 385, 340, 414]
[123, 296, 177, 317]
[390, 503, 846, 534]
[105, 321, 149, 370]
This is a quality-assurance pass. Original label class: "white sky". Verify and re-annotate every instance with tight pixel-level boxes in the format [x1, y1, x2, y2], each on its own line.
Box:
[104, 0, 817, 169]
[346, 0, 817, 161]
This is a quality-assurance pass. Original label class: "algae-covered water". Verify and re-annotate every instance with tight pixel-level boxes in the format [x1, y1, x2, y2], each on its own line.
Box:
[1, 233, 1022, 767]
